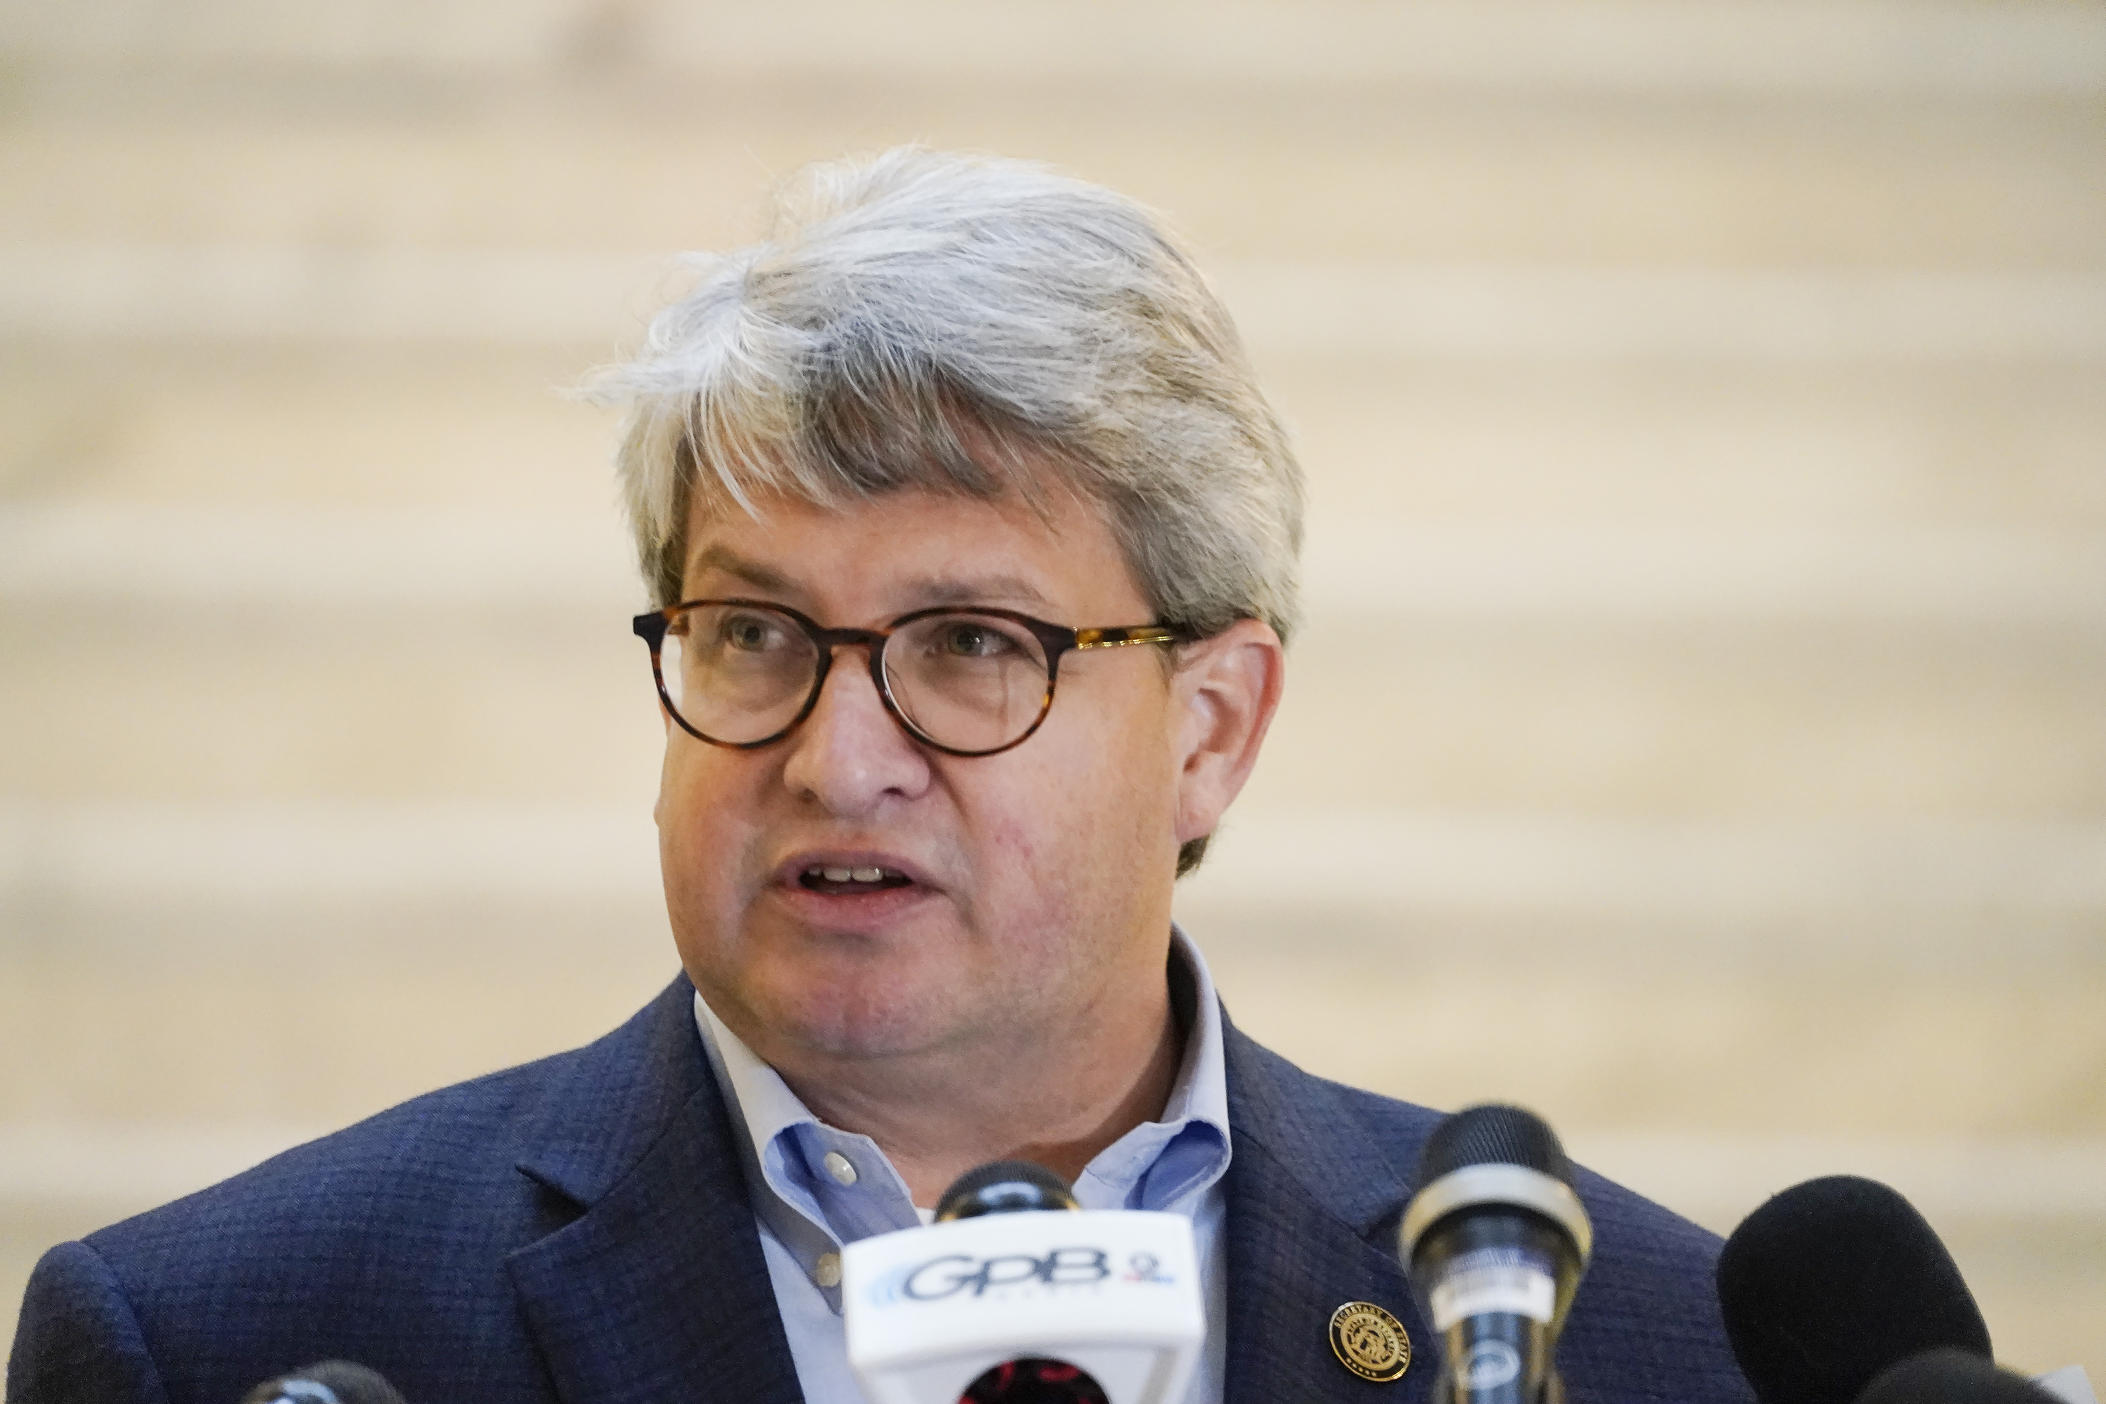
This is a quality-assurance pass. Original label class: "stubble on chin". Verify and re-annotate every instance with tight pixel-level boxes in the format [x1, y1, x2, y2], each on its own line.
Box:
[695, 924, 981, 1065]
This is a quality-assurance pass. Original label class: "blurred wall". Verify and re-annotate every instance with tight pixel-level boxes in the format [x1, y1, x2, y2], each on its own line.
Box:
[3, 0, 2103, 1382]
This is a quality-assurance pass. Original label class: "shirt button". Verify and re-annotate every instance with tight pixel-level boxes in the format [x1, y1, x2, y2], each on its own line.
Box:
[823, 1151, 859, 1186]
[814, 1252, 842, 1289]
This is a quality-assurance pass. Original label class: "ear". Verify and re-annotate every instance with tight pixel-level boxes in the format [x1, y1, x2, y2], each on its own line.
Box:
[1168, 617, 1286, 847]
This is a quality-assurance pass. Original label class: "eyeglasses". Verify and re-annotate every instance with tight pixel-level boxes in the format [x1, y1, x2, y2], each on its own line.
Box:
[632, 599, 1189, 758]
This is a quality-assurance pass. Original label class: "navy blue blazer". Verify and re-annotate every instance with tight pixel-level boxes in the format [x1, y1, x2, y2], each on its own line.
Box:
[10, 976, 1752, 1403]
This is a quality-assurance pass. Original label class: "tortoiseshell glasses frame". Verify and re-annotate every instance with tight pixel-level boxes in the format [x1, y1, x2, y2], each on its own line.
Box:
[632, 598, 1190, 758]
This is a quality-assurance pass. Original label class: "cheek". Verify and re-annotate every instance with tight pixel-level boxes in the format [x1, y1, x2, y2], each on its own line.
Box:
[972, 697, 1179, 902]
[655, 746, 761, 906]
[1099, 685, 1183, 818]
[967, 791, 1056, 919]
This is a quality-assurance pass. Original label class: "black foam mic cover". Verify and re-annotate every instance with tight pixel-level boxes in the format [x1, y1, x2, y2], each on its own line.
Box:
[1716, 1176, 1992, 1404]
[239, 1360, 407, 1404]
[1856, 1349, 2060, 1404]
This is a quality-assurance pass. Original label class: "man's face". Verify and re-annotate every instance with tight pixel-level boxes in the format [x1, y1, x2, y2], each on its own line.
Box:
[655, 487, 1191, 1066]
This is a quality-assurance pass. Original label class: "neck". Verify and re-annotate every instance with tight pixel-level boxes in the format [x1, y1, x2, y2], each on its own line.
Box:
[745, 965, 1185, 1207]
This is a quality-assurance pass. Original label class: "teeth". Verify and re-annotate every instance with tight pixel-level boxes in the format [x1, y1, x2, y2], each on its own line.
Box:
[805, 864, 898, 885]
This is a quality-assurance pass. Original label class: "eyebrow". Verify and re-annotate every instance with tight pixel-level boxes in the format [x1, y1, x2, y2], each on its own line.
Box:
[686, 544, 800, 596]
[899, 574, 1056, 612]
[684, 546, 1056, 615]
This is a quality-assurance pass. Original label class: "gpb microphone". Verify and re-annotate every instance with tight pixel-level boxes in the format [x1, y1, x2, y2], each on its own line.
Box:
[238, 1361, 407, 1404]
[842, 1160, 1205, 1404]
[1716, 1175, 1993, 1404]
[1856, 1349, 2063, 1404]
[1398, 1105, 1593, 1404]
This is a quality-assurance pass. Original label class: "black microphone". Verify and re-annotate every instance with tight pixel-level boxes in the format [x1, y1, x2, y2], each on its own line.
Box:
[845, 1159, 1204, 1402]
[239, 1361, 407, 1404]
[935, 1159, 1082, 1221]
[1398, 1105, 1593, 1404]
[1716, 1175, 1993, 1404]
[1856, 1349, 2061, 1404]
[936, 1163, 1104, 1403]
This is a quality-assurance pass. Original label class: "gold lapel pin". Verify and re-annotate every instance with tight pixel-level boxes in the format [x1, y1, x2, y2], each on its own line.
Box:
[1329, 1300, 1412, 1382]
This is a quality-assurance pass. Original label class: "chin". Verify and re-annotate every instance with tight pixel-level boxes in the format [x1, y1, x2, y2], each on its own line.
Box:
[771, 996, 959, 1061]
[742, 956, 970, 1060]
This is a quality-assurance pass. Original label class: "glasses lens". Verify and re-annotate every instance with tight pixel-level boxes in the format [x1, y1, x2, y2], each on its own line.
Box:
[660, 603, 818, 744]
[884, 612, 1053, 753]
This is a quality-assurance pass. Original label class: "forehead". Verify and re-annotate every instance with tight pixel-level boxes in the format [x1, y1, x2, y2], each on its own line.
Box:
[679, 488, 1147, 621]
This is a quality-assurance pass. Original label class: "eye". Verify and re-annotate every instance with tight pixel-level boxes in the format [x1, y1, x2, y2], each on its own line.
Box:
[934, 618, 1020, 658]
[717, 610, 790, 652]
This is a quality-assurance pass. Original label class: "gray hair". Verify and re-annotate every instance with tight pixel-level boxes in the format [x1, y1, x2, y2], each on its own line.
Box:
[593, 147, 1304, 871]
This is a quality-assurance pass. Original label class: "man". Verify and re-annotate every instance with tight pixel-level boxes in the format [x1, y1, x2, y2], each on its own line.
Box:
[10, 149, 1751, 1403]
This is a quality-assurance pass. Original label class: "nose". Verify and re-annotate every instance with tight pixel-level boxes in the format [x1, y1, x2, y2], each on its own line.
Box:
[779, 645, 933, 816]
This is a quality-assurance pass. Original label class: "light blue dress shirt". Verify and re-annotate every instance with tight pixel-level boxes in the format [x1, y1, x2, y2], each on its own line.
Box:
[692, 926, 1233, 1404]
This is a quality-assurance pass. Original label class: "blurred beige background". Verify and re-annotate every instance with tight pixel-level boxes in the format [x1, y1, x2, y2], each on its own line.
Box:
[3, 0, 2103, 1386]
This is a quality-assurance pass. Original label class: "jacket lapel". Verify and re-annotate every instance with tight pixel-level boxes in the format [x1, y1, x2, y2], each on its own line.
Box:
[1221, 1020, 1442, 1404]
[504, 977, 805, 1404]
[494, 981, 1443, 1404]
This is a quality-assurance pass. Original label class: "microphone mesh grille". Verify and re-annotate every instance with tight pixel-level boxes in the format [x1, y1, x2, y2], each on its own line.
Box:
[1418, 1105, 1573, 1185]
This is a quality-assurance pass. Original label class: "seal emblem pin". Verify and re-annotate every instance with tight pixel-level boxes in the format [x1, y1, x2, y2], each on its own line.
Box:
[1328, 1300, 1412, 1382]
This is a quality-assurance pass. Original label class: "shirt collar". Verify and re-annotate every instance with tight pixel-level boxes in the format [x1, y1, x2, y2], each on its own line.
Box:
[692, 925, 1233, 1304]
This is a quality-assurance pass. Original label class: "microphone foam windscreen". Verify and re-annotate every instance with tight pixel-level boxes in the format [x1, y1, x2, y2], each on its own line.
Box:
[935, 1159, 1079, 1221]
[1716, 1176, 1992, 1404]
[1418, 1104, 1573, 1184]
[1856, 1349, 2059, 1404]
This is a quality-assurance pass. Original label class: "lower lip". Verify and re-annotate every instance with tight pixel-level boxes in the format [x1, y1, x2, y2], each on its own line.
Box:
[769, 878, 936, 929]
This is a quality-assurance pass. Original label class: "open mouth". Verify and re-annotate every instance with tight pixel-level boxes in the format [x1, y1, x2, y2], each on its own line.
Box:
[798, 865, 916, 896]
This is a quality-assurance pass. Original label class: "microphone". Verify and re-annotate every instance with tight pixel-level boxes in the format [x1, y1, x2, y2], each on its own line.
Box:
[239, 1361, 407, 1404]
[1716, 1175, 1992, 1404]
[842, 1160, 1205, 1404]
[1856, 1349, 2061, 1404]
[1398, 1105, 1593, 1404]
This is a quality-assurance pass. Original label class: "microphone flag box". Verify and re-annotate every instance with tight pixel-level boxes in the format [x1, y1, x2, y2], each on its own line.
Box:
[843, 1208, 1205, 1404]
